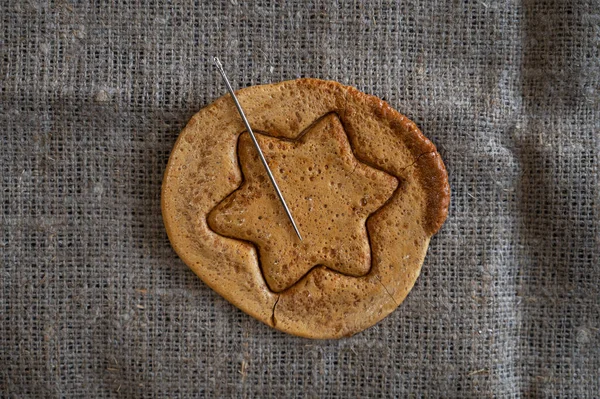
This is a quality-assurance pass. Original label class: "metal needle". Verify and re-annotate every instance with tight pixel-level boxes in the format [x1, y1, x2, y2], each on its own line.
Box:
[213, 57, 303, 241]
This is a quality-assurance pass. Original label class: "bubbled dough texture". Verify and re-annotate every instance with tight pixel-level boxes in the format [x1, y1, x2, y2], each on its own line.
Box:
[161, 79, 449, 338]
[207, 114, 398, 293]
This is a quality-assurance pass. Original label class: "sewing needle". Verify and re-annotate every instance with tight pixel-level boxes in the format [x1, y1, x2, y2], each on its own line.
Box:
[213, 57, 303, 241]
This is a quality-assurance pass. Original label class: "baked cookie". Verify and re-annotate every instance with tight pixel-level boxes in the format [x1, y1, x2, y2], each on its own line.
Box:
[162, 79, 449, 338]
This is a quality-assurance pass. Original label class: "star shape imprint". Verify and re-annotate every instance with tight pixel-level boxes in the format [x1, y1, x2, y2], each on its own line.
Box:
[208, 113, 398, 293]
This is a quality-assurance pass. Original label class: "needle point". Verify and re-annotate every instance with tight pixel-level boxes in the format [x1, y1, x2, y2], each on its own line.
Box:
[213, 57, 303, 241]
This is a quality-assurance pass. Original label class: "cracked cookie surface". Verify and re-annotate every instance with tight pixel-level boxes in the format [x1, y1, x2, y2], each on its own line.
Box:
[162, 79, 450, 338]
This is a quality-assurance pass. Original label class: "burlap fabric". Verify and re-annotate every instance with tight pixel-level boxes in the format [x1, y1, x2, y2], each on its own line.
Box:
[1, 1, 599, 397]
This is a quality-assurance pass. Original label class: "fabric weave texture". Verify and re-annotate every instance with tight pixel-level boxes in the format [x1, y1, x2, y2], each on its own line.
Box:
[1, 1, 599, 397]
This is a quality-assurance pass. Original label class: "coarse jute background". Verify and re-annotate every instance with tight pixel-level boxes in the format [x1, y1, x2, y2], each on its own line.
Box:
[1, 0, 599, 397]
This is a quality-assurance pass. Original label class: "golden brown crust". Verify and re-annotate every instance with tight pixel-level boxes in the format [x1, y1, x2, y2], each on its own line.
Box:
[413, 152, 451, 235]
[162, 78, 449, 338]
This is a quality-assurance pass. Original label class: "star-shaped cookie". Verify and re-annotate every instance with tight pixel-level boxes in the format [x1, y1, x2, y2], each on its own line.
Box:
[208, 113, 398, 293]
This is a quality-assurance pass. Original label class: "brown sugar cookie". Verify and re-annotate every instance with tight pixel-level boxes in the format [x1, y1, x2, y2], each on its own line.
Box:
[161, 79, 450, 339]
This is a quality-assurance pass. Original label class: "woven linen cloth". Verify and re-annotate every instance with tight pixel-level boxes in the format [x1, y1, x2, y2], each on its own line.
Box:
[1, 1, 599, 397]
